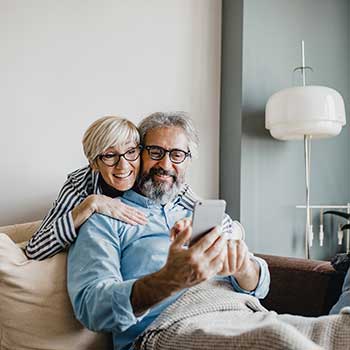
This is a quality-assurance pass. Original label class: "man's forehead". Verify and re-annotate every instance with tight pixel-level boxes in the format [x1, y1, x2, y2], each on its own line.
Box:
[144, 127, 189, 149]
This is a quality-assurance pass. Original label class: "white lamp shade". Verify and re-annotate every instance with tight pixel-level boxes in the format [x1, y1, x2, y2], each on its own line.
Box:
[265, 86, 346, 140]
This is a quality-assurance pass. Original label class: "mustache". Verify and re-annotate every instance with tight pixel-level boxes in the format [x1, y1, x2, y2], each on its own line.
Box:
[149, 167, 177, 180]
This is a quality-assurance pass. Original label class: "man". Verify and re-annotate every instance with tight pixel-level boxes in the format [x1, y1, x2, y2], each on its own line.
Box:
[67, 112, 270, 350]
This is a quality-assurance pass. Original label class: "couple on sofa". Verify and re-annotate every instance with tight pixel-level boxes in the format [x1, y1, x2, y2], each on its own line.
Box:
[25, 112, 349, 349]
[26, 112, 269, 349]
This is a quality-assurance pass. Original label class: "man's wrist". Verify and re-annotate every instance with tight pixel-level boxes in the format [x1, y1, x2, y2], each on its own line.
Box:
[156, 266, 185, 295]
[233, 258, 260, 291]
[131, 268, 179, 316]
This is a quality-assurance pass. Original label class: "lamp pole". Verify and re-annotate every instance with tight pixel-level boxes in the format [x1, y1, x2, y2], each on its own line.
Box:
[304, 135, 311, 259]
[302, 40, 311, 259]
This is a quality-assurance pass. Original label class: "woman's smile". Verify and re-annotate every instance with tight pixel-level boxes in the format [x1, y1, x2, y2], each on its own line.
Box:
[113, 171, 132, 179]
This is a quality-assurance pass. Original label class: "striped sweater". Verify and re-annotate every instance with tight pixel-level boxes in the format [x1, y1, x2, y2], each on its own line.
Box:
[25, 166, 234, 260]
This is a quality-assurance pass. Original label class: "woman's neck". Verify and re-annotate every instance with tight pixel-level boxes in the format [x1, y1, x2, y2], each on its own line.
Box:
[98, 175, 123, 198]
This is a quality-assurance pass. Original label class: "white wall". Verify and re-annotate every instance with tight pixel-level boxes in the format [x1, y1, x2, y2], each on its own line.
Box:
[0, 0, 222, 225]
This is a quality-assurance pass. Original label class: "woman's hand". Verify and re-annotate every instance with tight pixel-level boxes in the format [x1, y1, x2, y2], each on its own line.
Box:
[89, 195, 147, 225]
[72, 195, 147, 229]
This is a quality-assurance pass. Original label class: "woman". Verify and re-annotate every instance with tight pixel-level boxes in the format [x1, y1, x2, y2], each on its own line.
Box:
[25, 116, 147, 260]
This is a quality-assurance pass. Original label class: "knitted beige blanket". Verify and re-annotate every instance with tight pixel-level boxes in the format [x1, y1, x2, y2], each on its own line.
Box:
[135, 280, 350, 350]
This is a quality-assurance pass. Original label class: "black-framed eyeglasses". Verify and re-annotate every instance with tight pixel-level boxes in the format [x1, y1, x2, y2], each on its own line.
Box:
[98, 146, 142, 167]
[143, 145, 191, 164]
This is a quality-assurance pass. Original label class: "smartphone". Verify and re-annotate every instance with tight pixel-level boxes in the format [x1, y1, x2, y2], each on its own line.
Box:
[189, 199, 226, 246]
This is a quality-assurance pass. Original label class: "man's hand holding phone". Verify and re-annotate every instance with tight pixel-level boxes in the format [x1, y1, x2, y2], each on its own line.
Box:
[168, 208, 260, 292]
[164, 218, 227, 290]
[169, 217, 248, 277]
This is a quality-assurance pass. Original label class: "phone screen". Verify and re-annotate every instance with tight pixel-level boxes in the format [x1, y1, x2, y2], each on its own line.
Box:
[189, 199, 226, 246]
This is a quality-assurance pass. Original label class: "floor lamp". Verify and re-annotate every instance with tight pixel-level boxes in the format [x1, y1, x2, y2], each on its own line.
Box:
[265, 41, 346, 259]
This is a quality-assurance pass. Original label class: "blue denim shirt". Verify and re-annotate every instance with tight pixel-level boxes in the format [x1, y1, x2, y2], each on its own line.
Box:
[67, 190, 270, 350]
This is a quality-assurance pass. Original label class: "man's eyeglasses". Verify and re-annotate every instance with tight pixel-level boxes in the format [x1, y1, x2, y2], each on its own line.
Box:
[143, 145, 191, 164]
[98, 146, 142, 167]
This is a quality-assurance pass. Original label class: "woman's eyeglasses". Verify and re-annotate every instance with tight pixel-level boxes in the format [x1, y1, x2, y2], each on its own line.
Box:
[98, 146, 142, 167]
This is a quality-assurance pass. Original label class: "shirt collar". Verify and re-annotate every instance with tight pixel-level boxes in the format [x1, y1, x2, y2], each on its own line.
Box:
[122, 190, 156, 208]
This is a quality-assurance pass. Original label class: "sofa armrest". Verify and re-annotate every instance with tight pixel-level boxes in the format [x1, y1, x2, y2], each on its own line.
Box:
[0, 221, 42, 243]
[256, 253, 345, 317]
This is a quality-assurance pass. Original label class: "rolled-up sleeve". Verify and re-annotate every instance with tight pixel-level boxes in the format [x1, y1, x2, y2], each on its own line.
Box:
[67, 213, 148, 333]
[229, 255, 270, 299]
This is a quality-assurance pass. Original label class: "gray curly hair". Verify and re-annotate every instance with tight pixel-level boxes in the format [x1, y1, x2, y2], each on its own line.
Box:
[138, 111, 199, 158]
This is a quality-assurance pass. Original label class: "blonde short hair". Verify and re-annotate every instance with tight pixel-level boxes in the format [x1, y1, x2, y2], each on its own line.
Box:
[82, 116, 140, 165]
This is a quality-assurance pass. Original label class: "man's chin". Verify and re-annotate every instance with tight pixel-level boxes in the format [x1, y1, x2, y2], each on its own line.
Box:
[138, 173, 183, 204]
[153, 180, 173, 192]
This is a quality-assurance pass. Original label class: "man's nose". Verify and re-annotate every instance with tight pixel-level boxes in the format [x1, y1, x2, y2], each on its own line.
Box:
[158, 153, 173, 170]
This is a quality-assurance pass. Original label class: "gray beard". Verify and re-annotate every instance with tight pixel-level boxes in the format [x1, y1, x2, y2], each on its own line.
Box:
[138, 170, 184, 205]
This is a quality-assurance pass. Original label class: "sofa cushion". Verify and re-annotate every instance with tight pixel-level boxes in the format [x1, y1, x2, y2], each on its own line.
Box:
[0, 221, 42, 244]
[0, 233, 112, 350]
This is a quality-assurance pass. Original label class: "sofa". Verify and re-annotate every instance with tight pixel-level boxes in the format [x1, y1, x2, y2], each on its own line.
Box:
[0, 221, 346, 350]
[0, 221, 112, 350]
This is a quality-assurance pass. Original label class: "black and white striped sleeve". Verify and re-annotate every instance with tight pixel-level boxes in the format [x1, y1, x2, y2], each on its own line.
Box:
[177, 184, 200, 210]
[25, 177, 87, 260]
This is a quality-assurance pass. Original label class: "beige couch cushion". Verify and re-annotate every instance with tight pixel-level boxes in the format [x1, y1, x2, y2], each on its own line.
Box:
[0, 233, 112, 350]
[0, 220, 42, 244]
